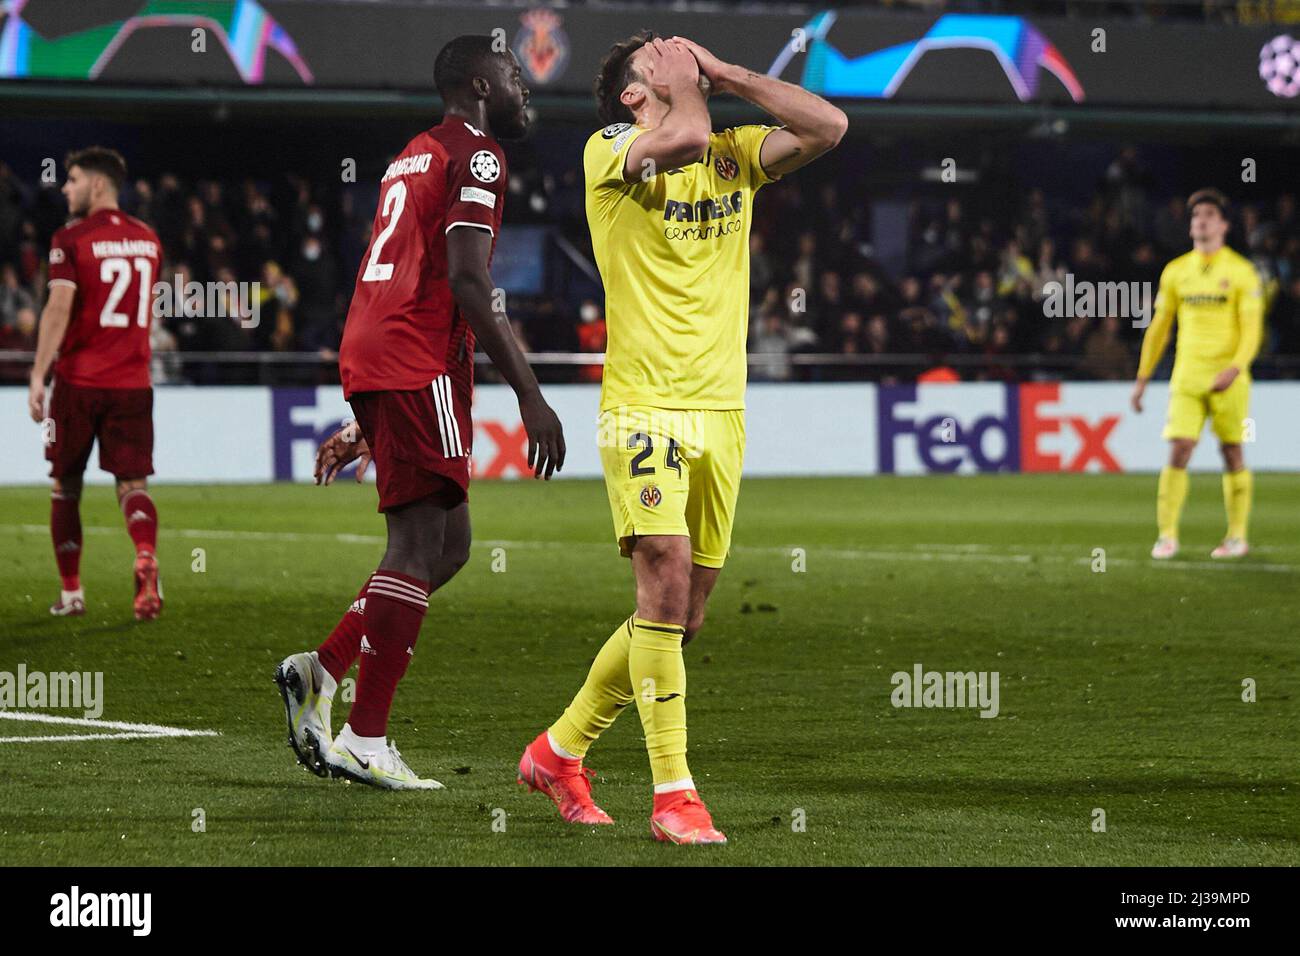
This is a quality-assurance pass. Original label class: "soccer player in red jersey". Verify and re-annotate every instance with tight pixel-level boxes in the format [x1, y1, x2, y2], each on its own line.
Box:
[27, 147, 164, 621]
[275, 37, 566, 790]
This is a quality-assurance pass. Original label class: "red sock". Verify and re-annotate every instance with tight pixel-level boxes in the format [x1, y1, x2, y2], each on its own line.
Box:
[347, 570, 429, 738]
[120, 489, 158, 556]
[51, 491, 82, 592]
[315, 575, 373, 683]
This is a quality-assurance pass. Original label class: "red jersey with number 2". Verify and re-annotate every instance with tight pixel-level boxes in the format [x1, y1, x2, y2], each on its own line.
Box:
[339, 117, 508, 399]
[47, 208, 161, 389]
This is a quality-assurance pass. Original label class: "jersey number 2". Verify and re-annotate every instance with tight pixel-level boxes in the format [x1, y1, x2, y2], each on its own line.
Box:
[362, 181, 407, 282]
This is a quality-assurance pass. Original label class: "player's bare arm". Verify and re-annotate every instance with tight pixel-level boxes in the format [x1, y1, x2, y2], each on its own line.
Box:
[446, 225, 566, 479]
[672, 36, 848, 177]
[622, 39, 712, 183]
[27, 283, 76, 422]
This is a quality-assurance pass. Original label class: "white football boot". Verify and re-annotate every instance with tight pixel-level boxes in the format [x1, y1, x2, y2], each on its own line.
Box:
[50, 592, 86, 616]
[1210, 537, 1249, 559]
[1150, 537, 1179, 560]
[274, 651, 333, 777]
[325, 728, 443, 791]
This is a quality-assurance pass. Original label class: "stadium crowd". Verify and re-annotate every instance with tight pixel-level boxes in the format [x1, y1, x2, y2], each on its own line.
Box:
[1, 144, 1298, 386]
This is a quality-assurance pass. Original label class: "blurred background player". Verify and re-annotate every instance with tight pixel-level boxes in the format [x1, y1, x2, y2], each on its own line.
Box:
[26, 147, 163, 620]
[1132, 188, 1263, 560]
[517, 34, 845, 844]
[275, 36, 566, 791]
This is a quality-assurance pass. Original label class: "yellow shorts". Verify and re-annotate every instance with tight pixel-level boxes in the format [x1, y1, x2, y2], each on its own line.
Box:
[598, 405, 745, 569]
[1163, 374, 1251, 444]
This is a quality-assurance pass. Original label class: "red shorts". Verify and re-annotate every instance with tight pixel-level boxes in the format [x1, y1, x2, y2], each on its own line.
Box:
[349, 376, 472, 512]
[45, 380, 154, 480]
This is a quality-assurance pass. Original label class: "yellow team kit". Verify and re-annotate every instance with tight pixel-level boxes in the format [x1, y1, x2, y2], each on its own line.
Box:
[583, 122, 779, 567]
[1139, 245, 1263, 444]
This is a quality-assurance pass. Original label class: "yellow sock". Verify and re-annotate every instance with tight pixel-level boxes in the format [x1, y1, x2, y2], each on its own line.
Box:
[1157, 465, 1189, 540]
[1222, 469, 1253, 541]
[628, 617, 690, 786]
[548, 617, 635, 759]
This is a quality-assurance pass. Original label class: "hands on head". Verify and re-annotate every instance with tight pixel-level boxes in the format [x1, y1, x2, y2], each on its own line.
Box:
[643, 37, 700, 99]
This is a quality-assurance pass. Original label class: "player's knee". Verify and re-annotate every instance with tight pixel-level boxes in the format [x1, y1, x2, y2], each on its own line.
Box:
[1169, 441, 1195, 469]
[115, 478, 146, 501]
[1220, 443, 1244, 471]
[637, 574, 690, 624]
[53, 477, 82, 500]
[434, 542, 470, 584]
[634, 551, 690, 622]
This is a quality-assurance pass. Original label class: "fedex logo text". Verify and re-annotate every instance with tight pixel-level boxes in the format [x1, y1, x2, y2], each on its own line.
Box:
[1020, 383, 1121, 473]
[878, 384, 1122, 474]
[878, 384, 1020, 474]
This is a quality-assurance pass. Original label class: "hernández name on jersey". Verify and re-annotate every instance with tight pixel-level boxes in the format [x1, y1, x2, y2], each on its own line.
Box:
[88, 239, 160, 260]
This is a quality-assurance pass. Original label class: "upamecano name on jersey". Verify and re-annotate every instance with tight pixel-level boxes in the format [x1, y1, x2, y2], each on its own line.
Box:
[382, 153, 433, 182]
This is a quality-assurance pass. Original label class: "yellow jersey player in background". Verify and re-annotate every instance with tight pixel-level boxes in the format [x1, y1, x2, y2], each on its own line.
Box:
[517, 33, 846, 843]
[1131, 188, 1264, 560]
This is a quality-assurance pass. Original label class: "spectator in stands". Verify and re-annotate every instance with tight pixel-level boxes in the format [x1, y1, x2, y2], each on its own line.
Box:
[292, 234, 340, 351]
[981, 321, 1017, 383]
[0, 262, 35, 328]
[0, 163, 27, 267]
[150, 313, 183, 385]
[0, 303, 36, 378]
[161, 261, 203, 353]
[1272, 275, 1300, 359]
[1080, 315, 1133, 381]
[812, 269, 843, 340]
[750, 308, 793, 382]
[792, 232, 817, 293]
[258, 260, 299, 352]
[835, 311, 864, 356]
[1063, 314, 1090, 357]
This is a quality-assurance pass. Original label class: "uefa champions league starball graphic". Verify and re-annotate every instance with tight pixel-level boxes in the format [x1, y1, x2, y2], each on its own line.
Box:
[1259, 34, 1300, 98]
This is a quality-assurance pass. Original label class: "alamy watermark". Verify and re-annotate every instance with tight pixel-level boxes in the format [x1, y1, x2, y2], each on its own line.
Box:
[152, 275, 260, 328]
[49, 886, 150, 936]
[1042, 274, 1153, 328]
[1, 665, 104, 718]
[890, 663, 1000, 718]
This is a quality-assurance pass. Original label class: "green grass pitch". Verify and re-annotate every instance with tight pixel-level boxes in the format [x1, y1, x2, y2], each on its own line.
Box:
[0, 474, 1296, 866]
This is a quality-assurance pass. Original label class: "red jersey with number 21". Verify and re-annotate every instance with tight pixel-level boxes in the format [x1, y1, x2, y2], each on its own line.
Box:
[47, 208, 160, 389]
[339, 117, 508, 398]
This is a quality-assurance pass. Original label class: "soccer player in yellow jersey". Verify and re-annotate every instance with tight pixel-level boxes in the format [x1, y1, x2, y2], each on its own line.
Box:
[1131, 189, 1264, 560]
[516, 33, 846, 843]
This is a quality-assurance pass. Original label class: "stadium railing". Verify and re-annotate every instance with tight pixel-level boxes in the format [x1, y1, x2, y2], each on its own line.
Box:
[3, 351, 1298, 385]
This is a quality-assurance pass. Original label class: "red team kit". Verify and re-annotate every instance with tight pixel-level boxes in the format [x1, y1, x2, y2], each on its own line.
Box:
[43, 206, 162, 620]
[340, 117, 508, 511]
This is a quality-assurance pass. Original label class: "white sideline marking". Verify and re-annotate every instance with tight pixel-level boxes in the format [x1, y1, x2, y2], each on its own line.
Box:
[0, 732, 212, 744]
[3, 524, 1296, 574]
[0, 711, 220, 745]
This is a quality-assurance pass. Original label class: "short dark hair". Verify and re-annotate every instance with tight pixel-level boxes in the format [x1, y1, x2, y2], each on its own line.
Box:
[595, 31, 656, 127]
[434, 35, 499, 101]
[65, 146, 127, 192]
[1187, 187, 1229, 219]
